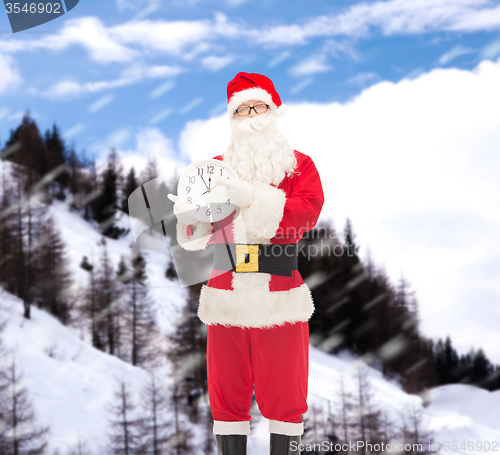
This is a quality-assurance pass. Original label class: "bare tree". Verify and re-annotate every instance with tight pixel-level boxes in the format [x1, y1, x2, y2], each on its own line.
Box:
[94, 239, 123, 356]
[399, 403, 433, 455]
[334, 372, 356, 454]
[137, 372, 173, 455]
[0, 352, 50, 455]
[105, 377, 143, 455]
[66, 435, 94, 455]
[117, 247, 160, 368]
[34, 213, 73, 324]
[351, 363, 384, 455]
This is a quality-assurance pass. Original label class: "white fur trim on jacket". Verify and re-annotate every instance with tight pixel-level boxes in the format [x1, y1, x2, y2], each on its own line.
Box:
[239, 182, 286, 243]
[176, 220, 213, 251]
[197, 283, 314, 328]
[227, 87, 275, 117]
[213, 420, 251, 435]
[268, 420, 304, 436]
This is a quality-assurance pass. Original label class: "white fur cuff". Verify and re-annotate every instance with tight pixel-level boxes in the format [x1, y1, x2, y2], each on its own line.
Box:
[213, 420, 251, 435]
[176, 220, 213, 251]
[268, 420, 304, 436]
[241, 182, 286, 242]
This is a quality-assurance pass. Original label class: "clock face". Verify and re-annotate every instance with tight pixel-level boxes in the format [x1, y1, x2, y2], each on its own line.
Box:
[177, 159, 239, 223]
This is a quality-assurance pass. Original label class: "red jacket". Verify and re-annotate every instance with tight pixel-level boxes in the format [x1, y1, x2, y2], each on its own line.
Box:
[177, 150, 324, 328]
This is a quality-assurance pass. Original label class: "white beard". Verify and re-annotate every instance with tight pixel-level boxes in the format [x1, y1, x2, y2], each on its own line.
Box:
[224, 111, 297, 186]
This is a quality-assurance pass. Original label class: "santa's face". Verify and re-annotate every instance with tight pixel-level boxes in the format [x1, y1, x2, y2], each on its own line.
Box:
[231, 99, 277, 136]
[226, 98, 296, 186]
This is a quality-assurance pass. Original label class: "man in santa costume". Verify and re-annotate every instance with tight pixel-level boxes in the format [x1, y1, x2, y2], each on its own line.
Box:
[168, 72, 324, 455]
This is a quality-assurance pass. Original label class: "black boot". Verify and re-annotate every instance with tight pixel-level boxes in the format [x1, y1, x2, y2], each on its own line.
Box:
[216, 434, 247, 455]
[270, 433, 301, 454]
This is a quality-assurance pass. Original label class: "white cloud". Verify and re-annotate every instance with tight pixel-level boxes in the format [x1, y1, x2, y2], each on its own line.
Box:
[438, 45, 474, 64]
[201, 55, 235, 71]
[116, 0, 159, 12]
[253, 0, 500, 45]
[480, 39, 500, 60]
[94, 126, 180, 182]
[43, 64, 183, 100]
[0, 13, 236, 63]
[177, 57, 500, 363]
[289, 56, 332, 77]
[347, 72, 379, 85]
[0, 52, 22, 95]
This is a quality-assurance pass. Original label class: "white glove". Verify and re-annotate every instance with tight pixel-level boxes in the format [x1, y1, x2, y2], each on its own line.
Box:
[167, 193, 198, 225]
[212, 177, 254, 207]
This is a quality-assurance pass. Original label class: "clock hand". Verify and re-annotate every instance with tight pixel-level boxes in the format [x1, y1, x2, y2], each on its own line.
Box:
[202, 185, 218, 195]
[199, 175, 209, 190]
[208, 175, 212, 190]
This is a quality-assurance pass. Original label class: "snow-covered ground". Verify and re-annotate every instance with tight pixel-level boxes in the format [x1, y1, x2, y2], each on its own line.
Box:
[0, 171, 499, 454]
[2, 288, 500, 454]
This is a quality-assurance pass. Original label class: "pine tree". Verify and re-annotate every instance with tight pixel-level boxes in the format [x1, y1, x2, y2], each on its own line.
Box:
[0, 353, 50, 455]
[122, 167, 138, 215]
[43, 123, 69, 199]
[91, 149, 126, 239]
[7, 112, 48, 196]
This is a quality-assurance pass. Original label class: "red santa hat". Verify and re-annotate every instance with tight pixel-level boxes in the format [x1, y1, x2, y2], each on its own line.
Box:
[227, 72, 288, 117]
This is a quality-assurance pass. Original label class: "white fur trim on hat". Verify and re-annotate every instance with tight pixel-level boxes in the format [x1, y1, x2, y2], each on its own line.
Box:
[268, 420, 304, 436]
[197, 283, 315, 328]
[213, 420, 251, 435]
[176, 220, 213, 251]
[227, 87, 275, 117]
[276, 103, 288, 117]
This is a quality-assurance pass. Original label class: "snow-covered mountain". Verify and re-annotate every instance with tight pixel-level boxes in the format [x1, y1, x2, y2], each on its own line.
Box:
[1, 186, 499, 454]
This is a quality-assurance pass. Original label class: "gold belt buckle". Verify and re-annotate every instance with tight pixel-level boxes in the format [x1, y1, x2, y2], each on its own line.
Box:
[235, 244, 259, 272]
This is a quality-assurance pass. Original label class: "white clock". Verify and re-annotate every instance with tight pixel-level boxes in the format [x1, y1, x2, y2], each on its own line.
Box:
[177, 159, 239, 223]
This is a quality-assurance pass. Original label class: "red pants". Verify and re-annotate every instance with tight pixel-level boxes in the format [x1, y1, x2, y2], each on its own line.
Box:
[206, 321, 309, 435]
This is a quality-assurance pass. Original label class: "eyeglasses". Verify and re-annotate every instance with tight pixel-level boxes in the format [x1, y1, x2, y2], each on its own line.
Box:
[234, 104, 270, 116]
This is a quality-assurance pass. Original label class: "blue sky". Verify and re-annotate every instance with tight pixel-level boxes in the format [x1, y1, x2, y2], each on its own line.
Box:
[1, 0, 500, 158]
[2, 0, 500, 362]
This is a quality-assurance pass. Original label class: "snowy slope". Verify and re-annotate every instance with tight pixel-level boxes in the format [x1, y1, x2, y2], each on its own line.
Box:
[2, 288, 500, 454]
[0, 289, 154, 453]
[0, 166, 499, 453]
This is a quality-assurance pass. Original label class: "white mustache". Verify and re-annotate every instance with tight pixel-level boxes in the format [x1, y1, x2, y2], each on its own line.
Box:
[232, 113, 275, 134]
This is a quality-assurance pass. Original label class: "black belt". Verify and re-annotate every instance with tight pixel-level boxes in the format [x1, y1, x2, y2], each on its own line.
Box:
[213, 243, 298, 277]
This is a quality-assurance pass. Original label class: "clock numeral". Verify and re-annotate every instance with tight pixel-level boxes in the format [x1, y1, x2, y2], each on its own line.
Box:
[206, 208, 211, 216]
[187, 197, 192, 204]
[217, 206, 222, 214]
[226, 199, 230, 204]
[207, 165, 214, 174]
[197, 168, 203, 176]
[186, 186, 191, 193]
[196, 205, 200, 211]
[189, 176, 196, 183]
[220, 169, 223, 176]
